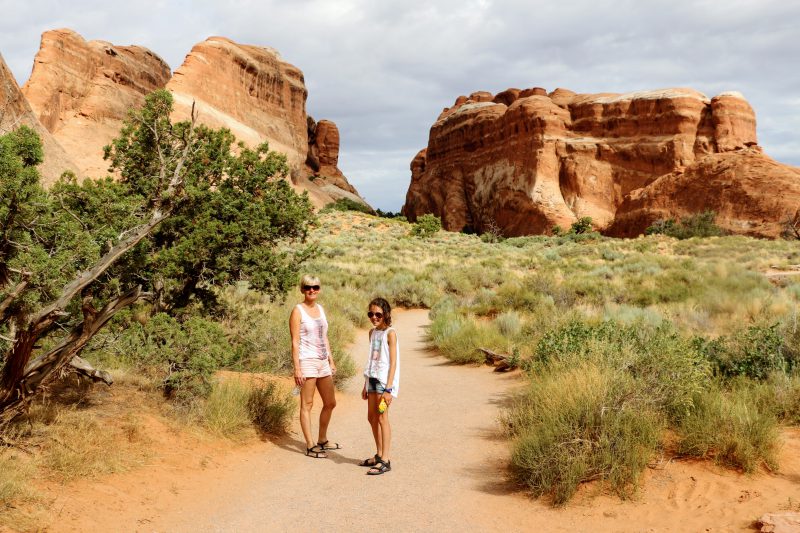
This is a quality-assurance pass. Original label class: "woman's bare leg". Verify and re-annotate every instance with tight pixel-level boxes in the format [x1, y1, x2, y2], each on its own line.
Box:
[315, 375, 337, 445]
[367, 393, 382, 457]
[299, 377, 319, 451]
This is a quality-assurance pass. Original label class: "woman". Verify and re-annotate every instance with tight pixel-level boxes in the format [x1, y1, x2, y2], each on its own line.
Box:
[289, 274, 339, 458]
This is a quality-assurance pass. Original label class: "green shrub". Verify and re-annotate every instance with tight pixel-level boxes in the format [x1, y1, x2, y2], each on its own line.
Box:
[411, 214, 442, 238]
[646, 210, 725, 239]
[569, 217, 594, 234]
[701, 323, 786, 380]
[532, 320, 710, 418]
[247, 381, 296, 435]
[91, 313, 237, 404]
[321, 198, 374, 215]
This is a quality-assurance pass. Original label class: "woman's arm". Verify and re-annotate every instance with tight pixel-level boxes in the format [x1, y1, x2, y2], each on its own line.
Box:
[289, 307, 304, 386]
[324, 324, 336, 375]
[382, 330, 398, 404]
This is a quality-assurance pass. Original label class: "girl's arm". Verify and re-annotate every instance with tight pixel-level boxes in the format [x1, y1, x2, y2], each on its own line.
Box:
[289, 307, 304, 386]
[382, 330, 398, 404]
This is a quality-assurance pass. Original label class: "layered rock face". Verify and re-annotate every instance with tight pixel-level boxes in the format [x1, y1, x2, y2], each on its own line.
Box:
[22, 29, 172, 178]
[1, 52, 78, 184]
[17, 30, 362, 207]
[608, 151, 800, 238]
[403, 87, 796, 237]
[166, 37, 360, 207]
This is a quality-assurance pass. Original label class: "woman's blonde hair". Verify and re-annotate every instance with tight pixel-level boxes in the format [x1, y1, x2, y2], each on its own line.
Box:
[299, 274, 321, 290]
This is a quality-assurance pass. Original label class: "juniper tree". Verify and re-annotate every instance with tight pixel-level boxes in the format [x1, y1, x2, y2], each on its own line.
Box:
[0, 90, 313, 422]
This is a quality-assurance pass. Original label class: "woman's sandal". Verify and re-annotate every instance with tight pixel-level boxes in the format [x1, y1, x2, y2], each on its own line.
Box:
[367, 459, 391, 475]
[317, 440, 342, 451]
[306, 445, 327, 458]
[358, 454, 380, 467]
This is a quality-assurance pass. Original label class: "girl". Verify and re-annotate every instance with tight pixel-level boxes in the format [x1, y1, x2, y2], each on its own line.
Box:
[359, 297, 400, 475]
[289, 274, 339, 458]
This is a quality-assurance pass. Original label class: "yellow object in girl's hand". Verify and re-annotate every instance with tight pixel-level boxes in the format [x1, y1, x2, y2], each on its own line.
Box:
[378, 398, 388, 414]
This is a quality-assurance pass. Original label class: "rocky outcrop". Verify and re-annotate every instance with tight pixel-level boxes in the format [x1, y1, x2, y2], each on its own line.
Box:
[22, 29, 171, 178]
[608, 151, 800, 238]
[17, 30, 363, 207]
[1, 51, 78, 184]
[403, 86, 797, 237]
[166, 37, 361, 207]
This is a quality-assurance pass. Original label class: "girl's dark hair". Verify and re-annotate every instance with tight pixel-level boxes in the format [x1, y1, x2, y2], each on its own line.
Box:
[368, 297, 392, 326]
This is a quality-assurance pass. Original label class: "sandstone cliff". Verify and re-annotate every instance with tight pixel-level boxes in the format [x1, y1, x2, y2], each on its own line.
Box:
[403, 87, 798, 238]
[18, 30, 363, 207]
[22, 28, 171, 179]
[1, 51, 78, 184]
[166, 36, 361, 207]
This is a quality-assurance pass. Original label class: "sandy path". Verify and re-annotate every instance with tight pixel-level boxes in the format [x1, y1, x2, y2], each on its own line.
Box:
[48, 309, 800, 532]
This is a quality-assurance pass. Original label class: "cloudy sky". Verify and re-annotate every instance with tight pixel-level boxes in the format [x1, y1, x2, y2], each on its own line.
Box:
[1, 0, 798, 211]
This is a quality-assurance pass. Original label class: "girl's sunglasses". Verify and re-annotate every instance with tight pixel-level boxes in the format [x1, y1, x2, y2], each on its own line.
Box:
[302, 285, 321, 291]
[367, 312, 384, 319]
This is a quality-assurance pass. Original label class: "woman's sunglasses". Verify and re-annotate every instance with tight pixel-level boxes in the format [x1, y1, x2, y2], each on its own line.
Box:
[367, 312, 384, 319]
[302, 285, 321, 291]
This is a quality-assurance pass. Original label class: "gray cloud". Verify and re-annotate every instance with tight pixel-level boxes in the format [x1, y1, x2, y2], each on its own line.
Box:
[1, 0, 798, 211]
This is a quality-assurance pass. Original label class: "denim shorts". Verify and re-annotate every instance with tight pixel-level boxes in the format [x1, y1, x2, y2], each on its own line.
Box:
[366, 377, 386, 394]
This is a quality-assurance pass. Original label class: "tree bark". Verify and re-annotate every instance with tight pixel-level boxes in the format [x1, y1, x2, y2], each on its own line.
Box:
[0, 287, 148, 424]
[0, 103, 197, 422]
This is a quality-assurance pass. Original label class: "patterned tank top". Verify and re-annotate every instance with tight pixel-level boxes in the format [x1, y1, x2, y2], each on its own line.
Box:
[297, 304, 329, 360]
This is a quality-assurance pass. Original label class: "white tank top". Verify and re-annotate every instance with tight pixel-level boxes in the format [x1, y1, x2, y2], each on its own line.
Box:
[364, 327, 400, 397]
[297, 304, 329, 360]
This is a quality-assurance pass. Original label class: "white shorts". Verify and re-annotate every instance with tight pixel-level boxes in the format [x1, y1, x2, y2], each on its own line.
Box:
[300, 357, 332, 378]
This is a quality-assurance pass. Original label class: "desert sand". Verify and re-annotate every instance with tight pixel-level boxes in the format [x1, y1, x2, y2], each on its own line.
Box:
[44, 309, 800, 532]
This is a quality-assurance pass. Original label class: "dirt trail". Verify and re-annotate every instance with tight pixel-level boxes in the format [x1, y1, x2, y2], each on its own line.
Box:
[50, 309, 800, 532]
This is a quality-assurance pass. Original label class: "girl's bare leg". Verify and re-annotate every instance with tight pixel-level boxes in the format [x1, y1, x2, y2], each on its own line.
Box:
[367, 393, 382, 457]
[377, 404, 391, 462]
[315, 375, 337, 444]
[299, 377, 319, 451]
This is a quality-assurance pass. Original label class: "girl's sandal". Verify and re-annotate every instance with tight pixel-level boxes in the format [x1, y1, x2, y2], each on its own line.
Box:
[367, 459, 391, 475]
[306, 445, 328, 458]
[317, 440, 342, 451]
[358, 454, 380, 467]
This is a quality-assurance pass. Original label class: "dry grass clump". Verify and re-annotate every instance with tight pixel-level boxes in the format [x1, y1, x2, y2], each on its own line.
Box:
[247, 381, 296, 435]
[677, 387, 779, 472]
[0, 449, 41, 531]
[200, 379, 297, 438]
[36, 409, 149, 481]
[506, 363, 662, 505]
[200, 380, 253, 438]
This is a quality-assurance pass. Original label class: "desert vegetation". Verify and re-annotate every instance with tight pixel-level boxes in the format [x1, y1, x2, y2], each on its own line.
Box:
[307, 211, 800, 505]
[3, 91, 800, 522]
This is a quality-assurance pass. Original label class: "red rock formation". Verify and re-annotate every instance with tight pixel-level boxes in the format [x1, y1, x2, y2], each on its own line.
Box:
[22, 28, 171, 178]
[403, 86, 797, 237]
[306, 117, 357, 195]
[18, 30, 364, 207]
[608, 151, 800, 238]
[167, 37, 362, 207]
[1, 51, 78, 184]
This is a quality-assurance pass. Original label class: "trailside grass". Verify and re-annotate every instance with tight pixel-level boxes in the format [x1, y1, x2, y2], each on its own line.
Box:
[305, 211, 800, 504]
